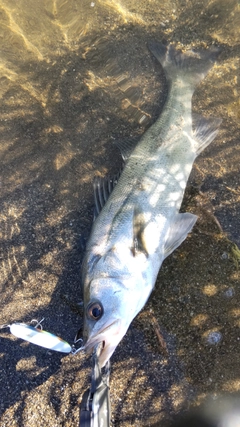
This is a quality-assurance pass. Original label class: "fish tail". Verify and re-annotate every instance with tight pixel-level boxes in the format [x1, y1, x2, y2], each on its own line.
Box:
[148, 41, 221, 87]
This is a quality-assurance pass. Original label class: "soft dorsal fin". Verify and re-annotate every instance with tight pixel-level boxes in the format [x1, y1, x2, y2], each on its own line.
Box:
[114, 138, 139, 161]
[93, 169, 123, 218]
[164, 212, 197, 259]
[192, 114, 222, 155]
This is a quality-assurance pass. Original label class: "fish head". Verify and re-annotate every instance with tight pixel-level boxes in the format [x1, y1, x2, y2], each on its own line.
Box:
[82, 276, 145, 367]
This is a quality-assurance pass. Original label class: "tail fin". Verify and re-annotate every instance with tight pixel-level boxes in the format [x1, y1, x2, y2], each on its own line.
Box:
[148, 41, 221, 88]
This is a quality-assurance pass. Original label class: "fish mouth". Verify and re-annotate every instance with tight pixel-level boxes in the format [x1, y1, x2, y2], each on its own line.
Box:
[84, 319, 124, 367]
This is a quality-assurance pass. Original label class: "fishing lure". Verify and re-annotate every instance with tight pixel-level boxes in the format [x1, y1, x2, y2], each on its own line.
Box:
[1, 319, 83, 354]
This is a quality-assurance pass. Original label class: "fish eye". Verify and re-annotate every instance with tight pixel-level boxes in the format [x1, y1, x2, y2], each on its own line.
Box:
[87, 302, 103, 320]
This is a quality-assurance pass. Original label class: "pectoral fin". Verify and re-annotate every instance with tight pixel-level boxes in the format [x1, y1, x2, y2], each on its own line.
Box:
[132, 207, 149, 257]
[164, 213, 197, 259]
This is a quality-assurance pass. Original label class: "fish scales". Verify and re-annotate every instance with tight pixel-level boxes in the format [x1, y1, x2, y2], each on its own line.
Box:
[81, 42, 221, 367]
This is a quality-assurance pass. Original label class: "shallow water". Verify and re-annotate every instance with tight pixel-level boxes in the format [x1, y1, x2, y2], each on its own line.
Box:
[0, 1, 240, 426]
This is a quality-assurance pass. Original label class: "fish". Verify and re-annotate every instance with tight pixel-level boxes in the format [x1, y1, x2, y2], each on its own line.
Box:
[81, 42, 221, 367]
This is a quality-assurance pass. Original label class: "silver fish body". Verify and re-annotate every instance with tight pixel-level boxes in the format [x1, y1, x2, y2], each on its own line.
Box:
[81, 43, 221, 367]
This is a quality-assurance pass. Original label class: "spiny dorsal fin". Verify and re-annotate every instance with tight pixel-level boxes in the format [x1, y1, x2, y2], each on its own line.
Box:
[93, 168, 123, 218]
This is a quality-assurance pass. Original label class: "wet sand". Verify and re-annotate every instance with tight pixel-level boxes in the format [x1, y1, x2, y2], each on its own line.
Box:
[0, 0, 240, 426]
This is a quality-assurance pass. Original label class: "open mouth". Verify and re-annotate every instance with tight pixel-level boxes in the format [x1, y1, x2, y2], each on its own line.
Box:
[84, 320, 118, 352]
[84, 319, 123, 367]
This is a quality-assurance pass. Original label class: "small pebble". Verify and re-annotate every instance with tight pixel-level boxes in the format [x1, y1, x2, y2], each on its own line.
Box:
[206, 331, 222, 345]
[221, 252, 228, 260]
[224, 287, 235, 298]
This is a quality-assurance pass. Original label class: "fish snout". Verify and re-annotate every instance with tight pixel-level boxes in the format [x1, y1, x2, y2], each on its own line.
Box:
[83, 318, 125, 367]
